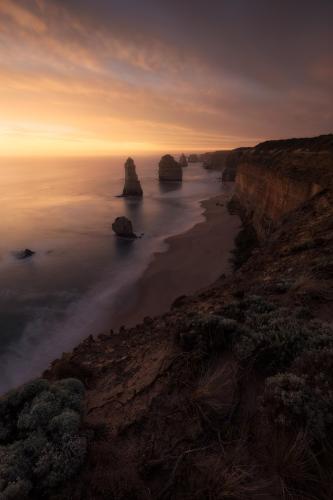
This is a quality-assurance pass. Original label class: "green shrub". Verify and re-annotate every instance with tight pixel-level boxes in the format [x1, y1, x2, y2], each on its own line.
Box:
[229, 224, 258, 270]
[177, 314, 241, 356]
[0, 378, 86, 498]
[48, 410, 81, 438]
[35, 435, 87, 492]
[233, 308, 333, 374]
[262, 372, 333, 441]
[240, 294, 275, 315]
[0, 479, 32, 499]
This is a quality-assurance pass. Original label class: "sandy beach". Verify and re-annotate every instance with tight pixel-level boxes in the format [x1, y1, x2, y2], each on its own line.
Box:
[111, 189, 240, 328]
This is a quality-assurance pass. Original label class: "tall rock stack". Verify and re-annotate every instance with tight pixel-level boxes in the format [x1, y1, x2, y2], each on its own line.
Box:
[158, 154, 183, 182]
[179, 153, 188, 167]
[122, 157, 143, 196]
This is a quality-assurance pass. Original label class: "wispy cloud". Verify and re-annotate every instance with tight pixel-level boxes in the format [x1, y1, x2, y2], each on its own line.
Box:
[0, 0, 332, 155]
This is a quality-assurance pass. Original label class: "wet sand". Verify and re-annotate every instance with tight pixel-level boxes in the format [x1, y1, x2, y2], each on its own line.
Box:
[110, 189, 240, 329]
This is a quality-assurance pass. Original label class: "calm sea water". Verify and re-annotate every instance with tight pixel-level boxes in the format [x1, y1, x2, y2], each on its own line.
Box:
[0, 156, 222, 394]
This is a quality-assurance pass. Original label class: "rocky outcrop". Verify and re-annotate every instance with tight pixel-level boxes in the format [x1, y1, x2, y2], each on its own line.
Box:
[15, 249, 35, 260]
[112, 217, 136, 238]
[122, 158, 143, 197]
[179, 153, 188, 167]
[158, 154, 183, 182]
[233, 135, 333, 239]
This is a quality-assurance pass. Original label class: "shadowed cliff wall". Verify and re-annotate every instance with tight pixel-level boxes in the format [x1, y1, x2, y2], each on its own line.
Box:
[233, 135, 333, 239]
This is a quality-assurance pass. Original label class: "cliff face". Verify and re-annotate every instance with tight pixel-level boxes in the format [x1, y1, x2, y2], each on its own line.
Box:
[221, 147, 250, 180]
[233, 135, 333, 239]
[235, 162, 322, 238]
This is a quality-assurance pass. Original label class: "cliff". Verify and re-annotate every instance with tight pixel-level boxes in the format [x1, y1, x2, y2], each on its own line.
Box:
[202, 150, 229, 170]
[122, 157, 143, 196]
[3, 135, 333, 500]
[221, 147, 250, 181]
[233, 135, 333, 239]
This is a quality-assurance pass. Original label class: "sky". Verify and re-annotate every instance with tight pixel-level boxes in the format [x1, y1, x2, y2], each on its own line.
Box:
[0, 0, 332, 156]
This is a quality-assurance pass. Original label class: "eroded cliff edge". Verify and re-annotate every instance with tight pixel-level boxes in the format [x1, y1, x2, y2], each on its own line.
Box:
[232, 134, 333, 239]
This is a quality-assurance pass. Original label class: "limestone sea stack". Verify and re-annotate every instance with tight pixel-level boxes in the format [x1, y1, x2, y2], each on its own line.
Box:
[158, 154, 183, 182]
[122, 157, 143, 197]
[112, 216, 137, 238]
[179, 153, 188, 167]
[188, 153, 199, 163]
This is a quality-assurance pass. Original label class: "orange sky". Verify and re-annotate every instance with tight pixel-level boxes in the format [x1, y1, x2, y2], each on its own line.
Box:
[0, 0, 332, 156]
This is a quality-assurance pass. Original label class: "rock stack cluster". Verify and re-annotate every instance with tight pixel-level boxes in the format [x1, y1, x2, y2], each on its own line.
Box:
[122, 158, 143, 197]
[158, 155, 183, 182]
[179, 153, 188, 167]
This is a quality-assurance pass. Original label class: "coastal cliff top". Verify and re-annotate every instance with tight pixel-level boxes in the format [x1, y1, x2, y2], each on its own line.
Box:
[255, 134, 333, 153]
[240, 134, 333, 187]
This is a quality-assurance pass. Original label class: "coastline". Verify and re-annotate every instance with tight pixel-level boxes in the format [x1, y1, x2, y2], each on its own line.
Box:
[108, 189, 241, 329]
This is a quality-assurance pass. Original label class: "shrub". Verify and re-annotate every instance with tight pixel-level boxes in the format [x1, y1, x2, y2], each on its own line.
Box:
[0, 378, 86, 498]
[233, 308, 333, 374]
[262, 373, 333, 441]
[177, 314, 241, 356]
[229, 224, 258, 270]
[35, 435, 87, 492]
[0, 479, 32, 499]
[48, 410, 81, 438]
[240, 294, 275, 315]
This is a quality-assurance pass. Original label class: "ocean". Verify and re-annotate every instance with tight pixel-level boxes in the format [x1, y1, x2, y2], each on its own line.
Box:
[0, 156, 223, 394]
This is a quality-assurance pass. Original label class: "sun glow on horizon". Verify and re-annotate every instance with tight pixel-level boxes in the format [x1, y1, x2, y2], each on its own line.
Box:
[0, 0, 331, 157]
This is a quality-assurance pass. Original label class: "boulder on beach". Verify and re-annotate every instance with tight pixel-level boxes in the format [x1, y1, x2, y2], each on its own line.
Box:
[15, 248, 35, 260]
[122, 157, 143, 197]
[179, 153, 188, 167]
[158, 154, 183, 182]
[112, 216, 137, 238]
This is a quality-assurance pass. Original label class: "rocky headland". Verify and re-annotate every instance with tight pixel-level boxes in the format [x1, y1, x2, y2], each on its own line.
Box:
[158, 154, 183, 182]
[202, 150, 229, 170]
[122, 157, 143, 197]
[2, 134, 333, 500]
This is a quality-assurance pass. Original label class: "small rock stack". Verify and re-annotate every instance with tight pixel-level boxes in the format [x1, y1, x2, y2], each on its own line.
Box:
[179, 153, 188, 167]
[112, 217, 136, 238]
[122, 158, 143, 197]
[158, 154, 183, 182]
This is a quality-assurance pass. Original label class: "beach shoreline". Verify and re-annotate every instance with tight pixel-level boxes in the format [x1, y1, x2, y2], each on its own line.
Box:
[108, 188, 241, 330]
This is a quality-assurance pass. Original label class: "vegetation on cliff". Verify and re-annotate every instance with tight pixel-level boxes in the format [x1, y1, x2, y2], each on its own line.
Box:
[0, 378, 86, 499]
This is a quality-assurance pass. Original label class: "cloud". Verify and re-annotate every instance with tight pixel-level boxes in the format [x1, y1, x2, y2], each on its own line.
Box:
[0, 0, 332, 155]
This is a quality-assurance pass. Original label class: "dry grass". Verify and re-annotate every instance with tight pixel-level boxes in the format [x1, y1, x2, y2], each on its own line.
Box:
[191, 361, 239, 429]
[170, 439, 272, 500]
[290, 274, 333, 302]
[265, 431, 322, 500]
[77, 440, 152, 500]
